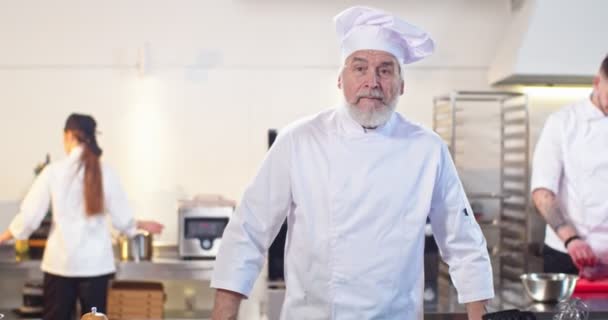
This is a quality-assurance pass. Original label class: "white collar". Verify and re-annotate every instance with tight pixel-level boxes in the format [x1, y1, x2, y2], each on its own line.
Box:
[583, 96, 607, 121]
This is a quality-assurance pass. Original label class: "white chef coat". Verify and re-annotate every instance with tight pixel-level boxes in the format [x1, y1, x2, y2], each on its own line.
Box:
[531, 98, 608, 254]
[9, 146, 137, 277]
[211, 106, 494, 320]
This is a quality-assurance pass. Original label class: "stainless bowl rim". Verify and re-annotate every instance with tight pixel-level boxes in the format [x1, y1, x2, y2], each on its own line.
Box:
[520, 273, 579, 281]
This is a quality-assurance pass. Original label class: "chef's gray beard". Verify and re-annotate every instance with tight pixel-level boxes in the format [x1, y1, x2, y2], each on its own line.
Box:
[345, 98, 398, 128]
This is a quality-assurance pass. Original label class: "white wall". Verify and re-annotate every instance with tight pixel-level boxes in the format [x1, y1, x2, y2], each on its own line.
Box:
[0, 0, 511, 243]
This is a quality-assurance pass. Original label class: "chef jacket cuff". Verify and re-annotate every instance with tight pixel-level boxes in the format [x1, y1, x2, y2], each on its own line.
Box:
[121, 219, 138, 237]
[8, 219, 31, 240]
[451, 259, 494, 304]
[458, 289, 495, 304]
[210, 277, 252, 299]
[530, 178, 559, 195]
[125, 225, 138, 238]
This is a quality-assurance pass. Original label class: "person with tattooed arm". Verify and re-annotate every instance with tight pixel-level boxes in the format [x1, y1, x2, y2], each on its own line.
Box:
[531, 54, 608, 275]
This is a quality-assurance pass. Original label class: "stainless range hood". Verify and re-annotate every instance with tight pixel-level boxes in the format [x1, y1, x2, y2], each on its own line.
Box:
[488, 0, 607, 86]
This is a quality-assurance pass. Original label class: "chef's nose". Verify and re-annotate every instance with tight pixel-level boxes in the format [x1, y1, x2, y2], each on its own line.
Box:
[363, 71, 380, 88]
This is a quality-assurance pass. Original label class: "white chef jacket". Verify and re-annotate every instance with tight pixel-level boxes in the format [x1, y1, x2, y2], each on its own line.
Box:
[531, 98, 608, 253]
[211, 106, 494, 320]
[9, 146, 137, 277]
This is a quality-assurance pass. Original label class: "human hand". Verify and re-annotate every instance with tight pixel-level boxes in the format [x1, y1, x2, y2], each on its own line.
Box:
[0, 230, 14, 245]
[567, 239, 597, 268]
[579, 253, 608, 280]
[137, 220, 164, 234]
[580, 263, 608, 280]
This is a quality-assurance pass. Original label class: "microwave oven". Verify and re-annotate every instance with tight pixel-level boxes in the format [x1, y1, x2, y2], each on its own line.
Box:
[178, 205, 232, 259]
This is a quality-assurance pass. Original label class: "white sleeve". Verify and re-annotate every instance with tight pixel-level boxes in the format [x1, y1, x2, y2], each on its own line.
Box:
[103, 166, 137, 237]
[9, 167, 52, 240]
[531, 114, 563, 194]
[210, 131, 293, 297]
[428, 144, 494, 303]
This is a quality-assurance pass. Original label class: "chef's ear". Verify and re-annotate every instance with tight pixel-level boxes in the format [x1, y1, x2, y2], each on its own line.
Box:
[593, 74, 601, 90]
[337, 65, 345, 90]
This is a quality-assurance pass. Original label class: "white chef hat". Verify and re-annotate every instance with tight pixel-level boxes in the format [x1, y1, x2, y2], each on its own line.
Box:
[334, 6, 435, 64]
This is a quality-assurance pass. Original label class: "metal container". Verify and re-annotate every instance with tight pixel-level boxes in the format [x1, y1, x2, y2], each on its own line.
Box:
[119, 231, 153, 262]
[81, 307, 108, 320]
[520, 273, 578, 302]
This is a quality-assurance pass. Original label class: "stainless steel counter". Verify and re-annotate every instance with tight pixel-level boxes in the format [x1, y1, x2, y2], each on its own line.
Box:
[0, 308, 211, 320]
[424, 283, 608, 319]
[265, 282, 608, 320]
[118, 257, 214, 280]
[4, 244, 608, 319]
[0, 244, 216, 319]
[0, 244, 214, 281]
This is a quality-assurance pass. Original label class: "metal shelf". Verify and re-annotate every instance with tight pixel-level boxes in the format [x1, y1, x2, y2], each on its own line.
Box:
[467, 192, 512, 200]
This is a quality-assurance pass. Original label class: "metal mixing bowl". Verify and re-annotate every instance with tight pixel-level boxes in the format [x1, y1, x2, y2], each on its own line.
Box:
[520, 273, 578, 302]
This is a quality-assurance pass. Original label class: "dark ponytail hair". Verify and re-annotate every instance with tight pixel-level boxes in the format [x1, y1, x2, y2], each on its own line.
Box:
[601, 54, 608, 78]
[64, 113, 104, 216]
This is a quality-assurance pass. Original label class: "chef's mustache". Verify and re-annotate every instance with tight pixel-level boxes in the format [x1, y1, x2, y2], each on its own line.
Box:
[356, 89, 384, 102]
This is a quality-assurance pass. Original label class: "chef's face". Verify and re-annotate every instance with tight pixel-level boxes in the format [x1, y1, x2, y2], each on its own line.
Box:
[338, 50, 404, 127]
[63, 130, 76, 154]
[593, 71, 608, 115]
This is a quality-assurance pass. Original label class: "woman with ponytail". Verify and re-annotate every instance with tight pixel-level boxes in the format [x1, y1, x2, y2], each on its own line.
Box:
[0, 113, 163, 319]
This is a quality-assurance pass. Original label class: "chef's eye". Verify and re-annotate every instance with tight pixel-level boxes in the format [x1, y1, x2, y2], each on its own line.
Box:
[353, 65, 366, 73]
[379, 68, 394, 76]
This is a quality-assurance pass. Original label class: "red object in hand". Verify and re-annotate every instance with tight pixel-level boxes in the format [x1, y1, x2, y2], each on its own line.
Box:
[567, 239, 598, 268]
[579, 262, 608, 280]
[575, 253, 608, 296]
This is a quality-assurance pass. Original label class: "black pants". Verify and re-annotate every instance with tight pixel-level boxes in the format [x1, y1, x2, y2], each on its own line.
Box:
[543, 245, 579, 274]
[43, 272, 114, 320]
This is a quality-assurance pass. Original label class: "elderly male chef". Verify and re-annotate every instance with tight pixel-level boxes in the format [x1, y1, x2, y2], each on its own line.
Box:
[532, 53, 608, 277]
[211, 6, 494, 320]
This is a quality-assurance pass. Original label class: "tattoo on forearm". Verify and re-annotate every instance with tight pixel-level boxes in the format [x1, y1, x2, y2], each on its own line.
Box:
[536, 190, 569, 232]
[545, 202, 567, 231]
